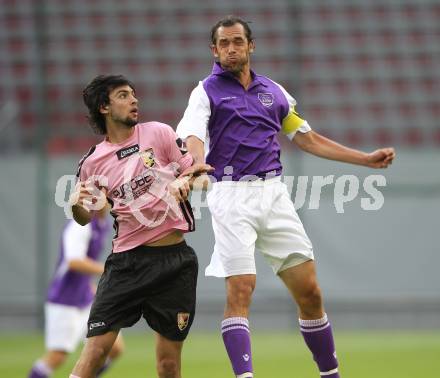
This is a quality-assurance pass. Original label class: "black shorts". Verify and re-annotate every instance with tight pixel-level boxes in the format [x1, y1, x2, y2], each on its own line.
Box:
[87, 241, 198, 341]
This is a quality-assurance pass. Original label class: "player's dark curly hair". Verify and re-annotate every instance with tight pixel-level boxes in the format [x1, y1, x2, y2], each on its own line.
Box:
[82, 74, 135, 134]
[210, 15, 253, 45]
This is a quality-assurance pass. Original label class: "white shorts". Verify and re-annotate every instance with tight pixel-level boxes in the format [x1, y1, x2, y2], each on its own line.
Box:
[45, 302, 91, 352]
[206, 177, 314, 277]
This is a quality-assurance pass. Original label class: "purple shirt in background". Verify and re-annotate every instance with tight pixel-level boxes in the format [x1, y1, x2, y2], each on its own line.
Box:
[46, 217, 110, 308]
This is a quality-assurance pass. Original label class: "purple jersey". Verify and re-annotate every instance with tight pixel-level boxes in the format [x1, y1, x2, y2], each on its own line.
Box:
[177, 62, 311, 181]
[46, 217, 110, 308]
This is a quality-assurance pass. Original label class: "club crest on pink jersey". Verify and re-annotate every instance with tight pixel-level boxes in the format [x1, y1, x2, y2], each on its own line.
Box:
[258, 92, 274, 107]
[139, 148, 156, 168]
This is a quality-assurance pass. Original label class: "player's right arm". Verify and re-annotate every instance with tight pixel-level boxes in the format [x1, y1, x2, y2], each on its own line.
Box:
[70, 182, 93, 225]
[69, 181, 106, 226]
[177, 81, 212, 189]
[71, 206, 91, 226]
[185, 136, 205, 164]
[176, 81, 210, 164]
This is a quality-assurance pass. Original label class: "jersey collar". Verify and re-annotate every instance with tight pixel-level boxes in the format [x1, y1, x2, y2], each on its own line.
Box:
[211, 62, 268, 89]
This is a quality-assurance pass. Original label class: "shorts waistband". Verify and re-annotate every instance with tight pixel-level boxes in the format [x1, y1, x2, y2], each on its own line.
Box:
[212, 176, 282, 187]
[125, 240, 188, 254]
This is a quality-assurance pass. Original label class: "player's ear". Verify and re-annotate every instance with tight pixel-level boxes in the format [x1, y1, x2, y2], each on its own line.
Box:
[249, 40, 255, 53]
[211, 44, 219, 58]
[99, 104, 109, 115]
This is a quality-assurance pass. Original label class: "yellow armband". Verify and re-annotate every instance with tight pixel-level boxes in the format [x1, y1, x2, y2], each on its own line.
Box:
[281, 106, 306, 135]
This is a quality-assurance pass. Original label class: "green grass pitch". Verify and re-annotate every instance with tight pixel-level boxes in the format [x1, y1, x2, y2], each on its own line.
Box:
[1, 330, 438, 377]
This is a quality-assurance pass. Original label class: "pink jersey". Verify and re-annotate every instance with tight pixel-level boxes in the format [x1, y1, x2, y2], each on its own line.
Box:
[76, 122, 194, 253]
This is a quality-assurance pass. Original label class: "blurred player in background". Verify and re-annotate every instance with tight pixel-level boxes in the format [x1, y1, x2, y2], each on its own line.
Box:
[177, 15, 396, 378]
[27, 205, 124, 378]
[69, 75, 212, 378]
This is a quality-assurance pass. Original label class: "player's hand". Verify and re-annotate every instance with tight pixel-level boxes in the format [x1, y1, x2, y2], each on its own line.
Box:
[168, 177, 191, 202]
[178, 163, 214, 179]
[365, 147, 396, 168]
[69, 181, 107, 211]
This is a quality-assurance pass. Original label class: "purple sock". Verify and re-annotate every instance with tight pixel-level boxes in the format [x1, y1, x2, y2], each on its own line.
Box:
[299, 313, 340, 377]
[221, 317, 253, 377]
[28, 360, 52, 378]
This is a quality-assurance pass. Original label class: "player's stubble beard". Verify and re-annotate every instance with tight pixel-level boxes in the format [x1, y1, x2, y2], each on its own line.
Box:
[221, 53, 250, 77]
[113, 114, 137, 128]
[123, 118, 137, 128]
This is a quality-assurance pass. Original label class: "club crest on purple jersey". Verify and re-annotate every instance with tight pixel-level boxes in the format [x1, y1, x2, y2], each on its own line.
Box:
[258, 92, 274, 107]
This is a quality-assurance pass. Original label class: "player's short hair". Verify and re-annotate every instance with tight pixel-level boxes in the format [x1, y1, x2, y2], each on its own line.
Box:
[210, 15, 253, 45]
[82, 74, 135, 135]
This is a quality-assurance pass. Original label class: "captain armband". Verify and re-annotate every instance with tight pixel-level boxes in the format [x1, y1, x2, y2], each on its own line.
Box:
[281, 107, 307, 140]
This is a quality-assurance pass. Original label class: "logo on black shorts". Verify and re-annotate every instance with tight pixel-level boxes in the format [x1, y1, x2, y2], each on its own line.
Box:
[89, 321, 106, 331]
[177, 312, 190, 331]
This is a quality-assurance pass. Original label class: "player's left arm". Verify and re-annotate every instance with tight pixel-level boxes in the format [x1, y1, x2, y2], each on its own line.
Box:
[68, 257, 104, 276]
[277, 82, 395, 169]
[293, 130, 396, 168]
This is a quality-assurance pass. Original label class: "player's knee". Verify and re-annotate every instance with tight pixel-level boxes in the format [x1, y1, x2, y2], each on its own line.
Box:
[86, 345, 108, 365]
[53, 354, 68, 368]
[156, 357, 179, 377]
[45, 350, 69, 369]
[228, 279, 255, 306]
[297, 284, 323, 310]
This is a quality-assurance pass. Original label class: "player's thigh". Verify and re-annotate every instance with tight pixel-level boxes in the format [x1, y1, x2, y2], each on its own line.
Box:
[257, 183, 314, 274]
[208, 184, 259, 275]
[210, 194, 258, 247]
[45, 303, 86, 353]
[87, 251, 145, 337]
[142, 244, 198, 342]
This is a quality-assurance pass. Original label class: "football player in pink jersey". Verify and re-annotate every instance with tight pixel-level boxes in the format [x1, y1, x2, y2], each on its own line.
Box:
[68, 75, 213, 378]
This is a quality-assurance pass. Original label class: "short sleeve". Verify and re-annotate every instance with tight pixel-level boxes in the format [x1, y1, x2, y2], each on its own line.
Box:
[176, 81, 211, 143]
[161, 125, 194, 173]
[275, 82, 312, 140]
[63, 221, 92, 261]
[76, 145, 96, 182]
